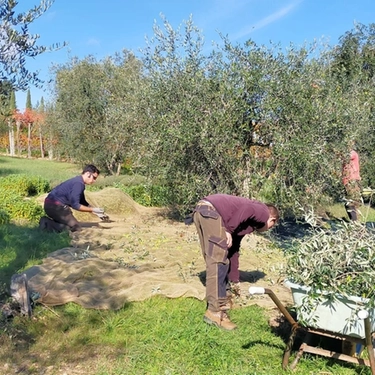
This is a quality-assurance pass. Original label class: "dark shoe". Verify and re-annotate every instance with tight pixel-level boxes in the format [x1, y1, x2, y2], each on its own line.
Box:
[38, 216, 49, 231]
[203, 309, 237, 330]
[345, 202, 358, 221]
[70, 224, 82, 232]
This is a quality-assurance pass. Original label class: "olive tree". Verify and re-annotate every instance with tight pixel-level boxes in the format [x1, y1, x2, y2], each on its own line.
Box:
[138, 17, 375, 215]
[0, 0, 66, 91]
[46, 14, 375, 216]
[219, 38, 373, 214]
[52, 51, 144, 174]
[138, 16, 284, 210]
[138, 17, 329, 212]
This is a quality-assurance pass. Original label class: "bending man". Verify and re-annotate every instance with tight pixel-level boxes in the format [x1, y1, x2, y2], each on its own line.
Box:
[193, 193, 279, 330]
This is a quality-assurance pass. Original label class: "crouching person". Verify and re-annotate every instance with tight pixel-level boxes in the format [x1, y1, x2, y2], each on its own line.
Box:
[39, 164, 104, 232]
[193, 194, 279, 330]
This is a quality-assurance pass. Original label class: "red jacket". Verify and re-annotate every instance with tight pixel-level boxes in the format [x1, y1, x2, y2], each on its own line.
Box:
[342, 150, 360, 186]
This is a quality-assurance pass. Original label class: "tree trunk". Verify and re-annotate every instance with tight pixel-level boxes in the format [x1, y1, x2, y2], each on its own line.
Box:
[8, 119, 15, 156]
[39, 123, 44, 158]
[27, 122, 32, 158]
[242, 157, 251, 196]
[16, 120, 21, 156]
[116, 163, 122, 176]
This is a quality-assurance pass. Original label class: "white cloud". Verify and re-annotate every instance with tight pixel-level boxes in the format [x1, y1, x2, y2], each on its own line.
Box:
[87, 38, 100, 46]
[232, 0, 302, 41]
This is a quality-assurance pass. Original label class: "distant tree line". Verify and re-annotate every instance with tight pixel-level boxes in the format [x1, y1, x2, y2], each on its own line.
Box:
[0, 0, 64, 158]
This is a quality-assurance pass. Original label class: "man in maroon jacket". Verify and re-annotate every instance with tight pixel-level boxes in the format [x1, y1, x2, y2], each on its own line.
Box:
[193, 194, 279, 330]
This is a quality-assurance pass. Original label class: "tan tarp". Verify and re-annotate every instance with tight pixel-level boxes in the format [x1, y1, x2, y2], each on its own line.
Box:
[25, 188, 291, 310]
[24, 246, 206, 309]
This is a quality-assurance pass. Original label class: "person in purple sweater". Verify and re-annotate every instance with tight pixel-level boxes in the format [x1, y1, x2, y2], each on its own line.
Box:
[39, 164, 104, 232]
[193, 193, 279, 330]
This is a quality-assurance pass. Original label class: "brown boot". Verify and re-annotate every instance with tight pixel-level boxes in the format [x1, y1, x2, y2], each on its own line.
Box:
[203, 309, 237, 330]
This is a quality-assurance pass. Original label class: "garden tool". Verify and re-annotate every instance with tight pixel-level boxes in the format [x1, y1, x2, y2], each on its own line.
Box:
[93, 211, 110, 222]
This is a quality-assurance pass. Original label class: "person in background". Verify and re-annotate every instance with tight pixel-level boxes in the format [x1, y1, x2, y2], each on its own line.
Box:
[193, 193, 279, 330]
[342, 145, 361, 221]
[39, 164, 105, 232]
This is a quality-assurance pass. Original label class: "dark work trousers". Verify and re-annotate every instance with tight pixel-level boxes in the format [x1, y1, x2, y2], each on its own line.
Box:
[344, 180, 362, 221]
[44, 201, 81, 232]
[193, 201, 230, 312]
[227, 235, 243, 283]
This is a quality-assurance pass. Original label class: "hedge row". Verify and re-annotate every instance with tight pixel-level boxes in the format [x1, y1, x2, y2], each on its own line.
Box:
[0, 175, 50, 223]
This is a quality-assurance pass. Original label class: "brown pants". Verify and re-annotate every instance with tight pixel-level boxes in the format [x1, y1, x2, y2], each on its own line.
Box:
[193, 202, 230, 312]
[44, 201, 81, 232]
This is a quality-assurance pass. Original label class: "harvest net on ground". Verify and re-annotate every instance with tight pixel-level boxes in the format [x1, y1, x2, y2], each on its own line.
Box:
[25, 188, 290, 310]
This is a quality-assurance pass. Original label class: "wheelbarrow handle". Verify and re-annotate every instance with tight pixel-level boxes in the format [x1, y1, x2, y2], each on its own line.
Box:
[249, 286, 298, 327]
[358, 310, 369, 319]
[249, 286, 266, 295]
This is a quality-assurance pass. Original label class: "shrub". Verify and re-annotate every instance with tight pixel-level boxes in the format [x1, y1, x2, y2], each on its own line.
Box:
[0, 174, 50, 196]
[27, 175, 51, 195]
[86, 174, 147, 191]
[0, 178, 46, 223]
[0, 209, 10, 224]
[8, 198, 44, 222]
[121, 184, 172, 207]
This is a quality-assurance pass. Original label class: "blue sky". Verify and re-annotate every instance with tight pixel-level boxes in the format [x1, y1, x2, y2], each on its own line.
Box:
[15, 0, 375, 110]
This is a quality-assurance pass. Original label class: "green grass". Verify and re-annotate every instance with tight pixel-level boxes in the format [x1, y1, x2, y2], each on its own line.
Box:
[0, 156, 148, 191]
[0, 218, 371, 374]
[2, 296, 372, 375]
[0, 223, 372, 375]
[0, 223, 70, 297]
[326, 203, 375, 223]
[0, 156, 80, 188]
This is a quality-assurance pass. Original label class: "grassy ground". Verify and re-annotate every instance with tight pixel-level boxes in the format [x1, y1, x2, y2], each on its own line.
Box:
[0, 156, 147, 191]
[2, 295, 372, 375]
[0, 223, 70, 298]
[327, 202, 375, 223]
[0, 156, 374, 374]
[0, 156, 80, 188]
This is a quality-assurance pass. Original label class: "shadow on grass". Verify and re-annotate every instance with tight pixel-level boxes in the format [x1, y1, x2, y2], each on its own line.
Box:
[0, 167, 24, 176]
[197, 269, 266, 286]
[0, 222, 70, 299]
[0, 304, 131, 374]
[241, 339, 285, 351]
